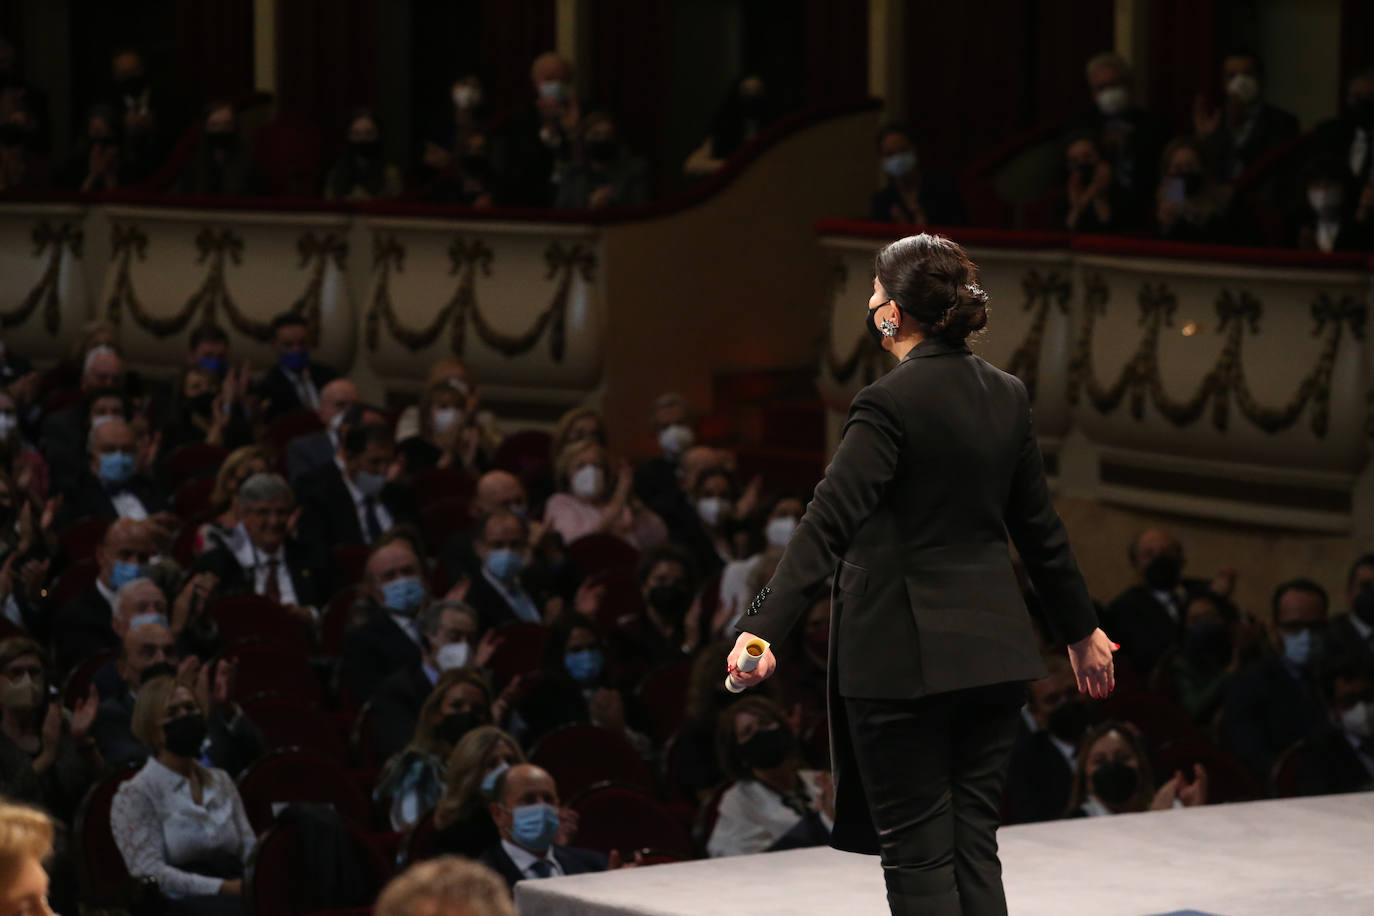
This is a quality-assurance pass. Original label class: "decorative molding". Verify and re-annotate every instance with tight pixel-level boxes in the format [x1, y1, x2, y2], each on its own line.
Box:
[1068, 274, 1366, 437]
[289, 232, 348, 347]
[0, 220, 83, 335]
[1004, 268, 1071, 402]
[366, 234, 595, 361]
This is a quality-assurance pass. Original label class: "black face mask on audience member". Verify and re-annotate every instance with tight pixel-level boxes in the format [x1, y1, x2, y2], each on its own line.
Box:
[352, 140, 381, 163]
[738, 725, 792, 770]
[186, 392, 215, 418]
[1353, 585, 1374, 628]
[585, 139, 616, 164]
[206, 130, 236, 153]
[1184, 620, 1231, 663]
[1090, 761, 1138, 806]
[163, 713, 208, 757]
[648, 583, 691, 620]
[1047, 700, 1093, 745]
[436, 710, 480, 745]
[1143, 554, 1182, 591]
[140, 661, 178, 686]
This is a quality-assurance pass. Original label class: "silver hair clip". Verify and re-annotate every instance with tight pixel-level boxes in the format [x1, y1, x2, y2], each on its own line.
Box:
[879, 318, 898, 338]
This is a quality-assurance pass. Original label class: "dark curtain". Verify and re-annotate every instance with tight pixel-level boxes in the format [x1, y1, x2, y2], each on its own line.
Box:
[277, 0, 377, 136]
[587, 0, 671, 173]
[1029, 0, 1115, 127]
[1341, 0, 1373, 104]
[174, 0, 255, 106]
[477, 0, 556, 120]
[1147, 0, 1220, 139]
[805, 0, 869, 106]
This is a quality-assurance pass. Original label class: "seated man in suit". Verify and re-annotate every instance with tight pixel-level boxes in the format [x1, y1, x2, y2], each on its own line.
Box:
[480, 763, 611, 888]
[285, 378, 362, 484]
[89, 615, 265, 775]
[55, 417, 171, 531]
[340, 533, 430, 702]
[1299, 648, 1374, 796]
[194, 471, 322, 625]
[1221, 578, 1331, 783]
[53, 519, 154, 671]
[632, 392, 695, 508]
[464, 510, 545, 629]
[254, 311, 339, 422]
[40, 345, 125, 489]
[1328, 554, 1374, 671]
[442, 470, 530, 584]
[370, 598, 487, 761]
[1005, 655, 1091, 822]
[296, 422, 418, 565]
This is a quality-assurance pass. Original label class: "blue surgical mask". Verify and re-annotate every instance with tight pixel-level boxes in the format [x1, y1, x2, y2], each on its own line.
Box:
[354, 469, 386, 498]
[98, 452, 135, 486]
[564, 648, 604, 685]
[481, 761, 510, 797]
[509, 802, 560, 853]
[883, 150, 917, 178]
[110, 560, 146, 589]
[280, 349, 309, 373]
[486, 548, 525, 583]
[1282, 629, 1313, 669]
[381, 576, 426, 615]
[195, 356, 227, 377]
[128, 612, 168, 630]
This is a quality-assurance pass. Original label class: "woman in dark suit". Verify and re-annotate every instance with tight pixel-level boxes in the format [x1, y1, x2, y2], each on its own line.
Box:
[727, 233, 1116, 916]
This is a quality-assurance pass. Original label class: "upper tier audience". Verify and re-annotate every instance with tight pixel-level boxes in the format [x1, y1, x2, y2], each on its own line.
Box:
[1068, 52, 1165, 227]
[868, 123, 964, 226]
[1192, 49, 1299, 182]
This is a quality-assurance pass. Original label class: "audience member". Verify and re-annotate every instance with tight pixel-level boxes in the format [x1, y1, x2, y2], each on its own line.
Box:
[613, 544, 702, 681]
[395, 360, 476, 443]
[499, 52, 583, 207]
[544, 440, 667, 549]
[433, 726, 526, 859]
[479, 763, 612, 888]
[430, 129, 498, 207]
[1311, 66, 1374, 198]
[370, 599, 498, 762]
[375, 855, 516, 916]
[39, 345, 126, 488]
[111, 675, 255, 906]
[397, 378, 488, 476]
[1329, 554, 1374, 668]
[1054, 132, 1133, 232]
[340, 533, 429, 702]
[684, 74, 777, 176]
[194, 473, 323, 623]
[375, 667, 495, 831]
[296, 422, 418, 554]
[1220, 578, 1330, 781]
[632, 393, 693, 508]
[1288, 155, 1373, 251]
[160, 365, 252, 454]
[0, 390, 46, 503]
[868, 123, 964, 225]
[1069, 52, 1164, 222]
[0, 34, 48, 150]
[253, 312, 339, 421]
[707, 696, 832, 857]
[674, 639, 756, 804]
[53, 520, 153, 671]
[187, 324, 231, 376]
[107, 48, 182, 185]
[175, 100, 262, 197]
[195, 445, 270, 556]
[1005, 656, 1087, 824]
[554, 112, 648, 210]
[421, 73, 489, 179]
[1065, 721, 1206, 817]
[718, 495, 803, 633]
[0, 638, 101, 823]
[1155, 136, 1252, 243]
[549, 405, 605, 464]
[91, 620, 264, 774]
[1192, 50, 1299, 182]
[441, 470, 531, 585]
[464, 510, 545, 629]
[0, 102, 48, 191]
[58, 104, 128, 191]
[1297, 648, 1374, 795]
[648, 445, 726, 577]
[285, 378, 360, 484]
[0, 802, 56, 916]
[324, 108, 402, 201]
[1169, 591, 1263, 724]
[54, 417, 170, 530]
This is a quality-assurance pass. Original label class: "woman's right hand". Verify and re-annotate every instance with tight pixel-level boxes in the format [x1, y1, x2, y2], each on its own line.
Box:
[1067, 628, 1117, 699]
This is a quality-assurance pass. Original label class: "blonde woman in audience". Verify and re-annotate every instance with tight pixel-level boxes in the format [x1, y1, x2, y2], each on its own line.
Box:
[0, 803, 54, 916]
[432, 726, 527, 858]
[195, 445, 270, 556]
[375, 856, 515, 916]
[395, 359, 477, 443]
[543, 439, 667, 549]
[1065, 721, 1208, 817]
[111, 675, 256, 909]
[398, 378, 488, 476]
[549, 405, 606, 465]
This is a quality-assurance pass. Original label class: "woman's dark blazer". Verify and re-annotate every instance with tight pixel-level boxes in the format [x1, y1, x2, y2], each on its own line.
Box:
[738, 337, 1099, 853]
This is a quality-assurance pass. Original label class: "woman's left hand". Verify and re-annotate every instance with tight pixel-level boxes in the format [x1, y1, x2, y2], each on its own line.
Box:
[1178, 763, 1208, 807]
[70, 685, 99, 740]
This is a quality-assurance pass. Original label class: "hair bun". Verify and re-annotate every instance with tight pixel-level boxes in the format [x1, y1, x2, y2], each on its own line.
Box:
[931, 283, 989, 342]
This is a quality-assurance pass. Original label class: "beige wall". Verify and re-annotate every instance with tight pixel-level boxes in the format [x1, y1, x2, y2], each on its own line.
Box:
[1255, 0, 1343, 128]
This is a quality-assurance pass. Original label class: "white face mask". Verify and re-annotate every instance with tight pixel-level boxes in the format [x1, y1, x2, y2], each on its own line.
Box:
[657, 423, 694, 457]
[90, 414, 116, 431]
[696, 496, 728, 527]
[0, 412, 15, 441]
[1308, 188, 1342, 217]
[452, 85, 480, 109]
[1095, 85, 1129, 117]
[538, 80, 567, 102]
[435, 640, 471, 672]
[765, 516, 797, 549]
[432, 407, 462, 436]
[1341, 700, 1372, 740]
[570, 464, 605, 500]
[1227, 72, 1260, 106]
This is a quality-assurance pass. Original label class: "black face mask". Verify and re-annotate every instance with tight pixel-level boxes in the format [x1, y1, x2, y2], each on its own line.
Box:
[205, 130, 236, 152]
[436, 710, 480, 745]
[585, 139, 617, 163]
[139, 661, 178, 686]
[459, 153, 490, 176]
[352, 140, 381, 162]
[1073, 162, 1096, 185]
[162, 713, 208, 758]
[648, 583, 690, 619]
[1090, 760, 1139, 805]
[864, 304, 886, 347]
[116, 75, 147, 98]
[1143, 554, 1183, 592]
[1047, 700, 1093, 744]
[738, 726, 792, 770]
[186, 391, 216, 417]
[1184, 620, 1231, 661]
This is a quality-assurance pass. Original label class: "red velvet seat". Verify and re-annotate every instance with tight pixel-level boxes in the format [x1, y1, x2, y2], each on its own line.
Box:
[493, 430, 554, 477]
[330, 544, 372, 589]
[63, 650, 116, 710]
[266, 408, 325, 454]
[400, 809, 440, 867]
[567, 782, 693, 859]
[421, 497, 472, 553]
[567, 533, 640, 578]
[49, 557, 101, 609]
[321, 586, 361, 657]
[245, 814, 392, 915]
[1152, 741, 1261, 804]
[236, 748, 371, 833]
[206, 594, 312, 656]
[485, 622, 549, 686]
[59, 516, 113, 563]
[163, 443, 229, 488]
[74, 765, 162, 909]
[693, 780, 735, 853]
[350, 698, 380, 772]
[240, 694, 347, 759]
[228, 644, 326, 705]
[530, 724, 654, 800]
[412, 466, 476, 511]
[636, 661, 693, 745]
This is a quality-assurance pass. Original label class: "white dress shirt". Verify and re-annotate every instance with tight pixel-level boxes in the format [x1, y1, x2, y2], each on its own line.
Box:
[1351, 127, 1369, 182]
[480, 567, 541, 624]
[110, 488, 149, 521]
[1316, 219, 1341, 253]
[231, 525, 298, 606]
[283, 366, 320, 410]
[338, 459, 392, 543]
[706, 770, 833, 858]
[1150, 588, 1181, 623]
[501, 838, 565, 879]
[110, 757, 256, 898]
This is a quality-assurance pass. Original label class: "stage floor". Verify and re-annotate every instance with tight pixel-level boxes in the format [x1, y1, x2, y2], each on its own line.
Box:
[515, 793, 1374, 915]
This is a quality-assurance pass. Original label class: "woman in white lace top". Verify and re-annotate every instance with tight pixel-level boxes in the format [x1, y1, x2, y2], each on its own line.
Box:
[110, 676, 256, 909]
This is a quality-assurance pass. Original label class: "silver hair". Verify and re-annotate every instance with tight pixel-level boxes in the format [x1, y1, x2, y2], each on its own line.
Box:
[86, 415, 131, 456]
[115, 577, 159, 612]
[416, 599, 478, 640]
[237, 472, 293, 507]
[1085, 51, 1131, 83]
[83, 345, 121, 375]
[651, 392, 688, 418]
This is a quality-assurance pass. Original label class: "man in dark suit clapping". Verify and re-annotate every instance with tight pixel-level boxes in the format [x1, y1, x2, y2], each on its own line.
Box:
[253, 312, 338, 423]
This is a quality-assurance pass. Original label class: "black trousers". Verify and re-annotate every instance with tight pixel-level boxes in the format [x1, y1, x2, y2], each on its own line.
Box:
[846, 681, 1026, 916]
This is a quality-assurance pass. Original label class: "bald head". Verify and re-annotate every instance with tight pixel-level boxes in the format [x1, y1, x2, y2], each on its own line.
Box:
[530, 52, 572, 87]
[472, 471, 527, 519]
[1129, 528, 1183, 579]
[83, 347, 124, 391]
[98, 520, 153, 588]
[319, 379, 360, 426]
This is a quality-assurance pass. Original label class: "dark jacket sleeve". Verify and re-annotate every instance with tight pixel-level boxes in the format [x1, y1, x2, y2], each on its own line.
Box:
[1003, 389, 1098, 645]
[741, 385, 903, 646]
